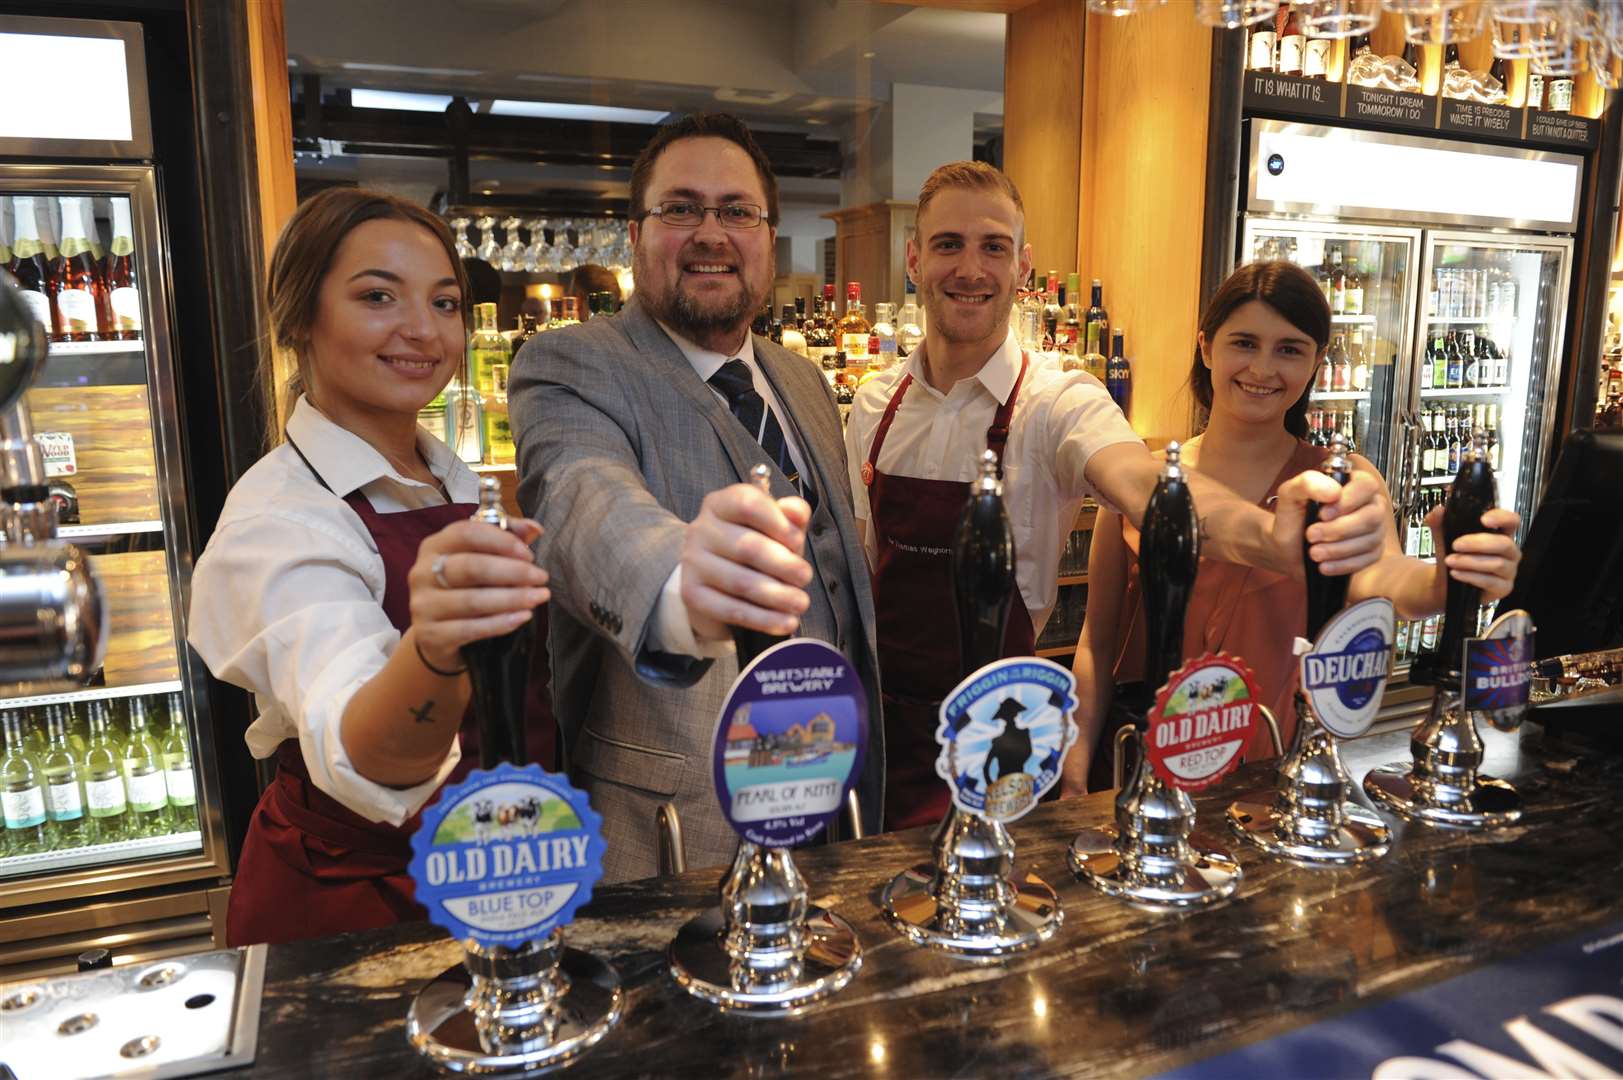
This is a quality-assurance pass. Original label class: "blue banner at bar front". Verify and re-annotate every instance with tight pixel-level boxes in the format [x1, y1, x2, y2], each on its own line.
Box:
[1159, 920, 1623, 1079]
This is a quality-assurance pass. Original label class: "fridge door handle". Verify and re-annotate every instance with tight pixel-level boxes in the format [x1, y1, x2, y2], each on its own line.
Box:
[1392, 409, 1417, 515]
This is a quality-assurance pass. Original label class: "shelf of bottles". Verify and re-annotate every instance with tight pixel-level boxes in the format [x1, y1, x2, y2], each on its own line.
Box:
[1035, 503, 1097, 656]
[1248, 227, 1413, 472]
[1, 188, 201, 878]
[1, 689, 199, 876]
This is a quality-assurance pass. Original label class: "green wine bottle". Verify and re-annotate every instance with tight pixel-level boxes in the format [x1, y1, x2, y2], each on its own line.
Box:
[161, 693, 197, 833]
[122, 698, 168, 837]
[41, 708, 87, 849]
[83, 701, 130, 843]
[2, 712, 50, 856]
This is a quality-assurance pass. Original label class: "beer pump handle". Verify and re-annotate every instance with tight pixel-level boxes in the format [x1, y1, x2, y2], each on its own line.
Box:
[1139, 442, 1200, 701]
[461, 475, 533, 767]
[952, 449, 1017, 677]
[731, 464, 791, 667]
[1303, 433, 1354, 643]
[1413, 431, 1496, 685]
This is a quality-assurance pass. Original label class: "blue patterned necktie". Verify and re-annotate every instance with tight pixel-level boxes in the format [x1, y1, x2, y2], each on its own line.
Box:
[708, 358, 814, 506]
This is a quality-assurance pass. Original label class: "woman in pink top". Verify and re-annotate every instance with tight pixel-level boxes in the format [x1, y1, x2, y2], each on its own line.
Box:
[1064, 261, 1522, 794]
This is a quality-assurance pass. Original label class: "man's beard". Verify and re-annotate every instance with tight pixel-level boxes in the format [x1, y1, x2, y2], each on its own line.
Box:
[636, 245, 774, 342]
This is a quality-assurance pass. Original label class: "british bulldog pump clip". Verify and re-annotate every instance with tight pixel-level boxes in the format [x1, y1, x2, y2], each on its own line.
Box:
[668, 465, 868, 1013]
[1069, 442, 1251, 908]
[406, 474, 623, 1075]
[1227, 433, 1394, 865]
[1365, 432, 1535, 830]
[882, 451, 1078, 955]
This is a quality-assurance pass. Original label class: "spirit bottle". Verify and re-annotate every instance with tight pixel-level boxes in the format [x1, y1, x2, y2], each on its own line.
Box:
[839, 282, 871, 373]
[780, 303, 808, 358]
[1084, 279, 1110, 367]
[41, 708, 87, 849]
[161, 692, 197, 833]
[896, 278, 924, 358]
[1041, 272, 1063, 350]
[2, 712, 49, 856]
[83, 702, 129, 843]
[106, 198, 142, 340]
[51, 197, 112, 341]
[1060, 272, 1082, 354]
[1106, 328, 1132, 415]
[806, 287, 836, 369]
[122, 698, 169, 837]
[871, 301, 897, 369]
[5, 197, 55, 334]
[469, 303, 513, 465]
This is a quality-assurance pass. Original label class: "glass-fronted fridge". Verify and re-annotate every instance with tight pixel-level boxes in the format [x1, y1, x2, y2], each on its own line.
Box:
[0, 14, 240, 977]
[1240, 120, 1581, 711]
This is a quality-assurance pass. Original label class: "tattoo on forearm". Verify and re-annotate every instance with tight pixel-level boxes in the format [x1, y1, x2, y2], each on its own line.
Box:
[409, 700, 436, 725]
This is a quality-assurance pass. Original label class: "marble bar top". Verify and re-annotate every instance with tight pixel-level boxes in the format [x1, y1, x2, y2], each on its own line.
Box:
[245, 721, 1623, 1079]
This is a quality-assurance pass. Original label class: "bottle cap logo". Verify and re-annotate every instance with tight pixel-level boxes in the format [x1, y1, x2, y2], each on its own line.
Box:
[1300, 597, 1395, 739]
[408, 764, 605, 948]
[934, 657, 1078, 822]
[710, 639, 868, 848]
[1146, 653, 1260, 791]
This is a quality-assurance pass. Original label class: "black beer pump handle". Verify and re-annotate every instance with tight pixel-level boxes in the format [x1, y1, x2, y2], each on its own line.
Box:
[1414, 430, 1497, 685]
[954, 449, 1017, 677]
[1139, 441, 1200, 700]
[1303, 433, 1353, 643]
[732, 464, 791, 668]
[461, 475, 530, 768]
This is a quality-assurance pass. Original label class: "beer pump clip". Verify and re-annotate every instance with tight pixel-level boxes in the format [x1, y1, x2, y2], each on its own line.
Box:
[1227, 434, 1394, 865]
[882, 451, 1077, 956]
[1364, 431, 1535, 830]
[0, 276, 107, 688]
[407, 475, 624, 1075]
[669, 465, 866, 1013]
[1069, 442, 1250, 908]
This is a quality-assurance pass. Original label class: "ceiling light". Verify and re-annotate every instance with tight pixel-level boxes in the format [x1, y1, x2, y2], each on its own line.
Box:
[862, 50, 876, 59]
[488, 100, 666, 124]
[350, 89, 454, 113]
[806, 117, 829, 126]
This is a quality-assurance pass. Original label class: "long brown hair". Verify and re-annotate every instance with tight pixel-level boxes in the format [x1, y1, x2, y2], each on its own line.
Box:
[261, 187, 470, 442]
[1189, 260, 1330, 439]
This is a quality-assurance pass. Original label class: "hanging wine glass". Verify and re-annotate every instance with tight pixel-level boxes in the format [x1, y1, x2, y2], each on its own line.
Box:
[1385, 0, 1486, 44]
[1086, 0, 1167, 14]
[449, 216, 475, 261]
[1195, 0, 1279, 28]
[523, 217, 548, 272]
[1488, 0, 1563, 59]
[1302, 0, 1380, 38]
[475, 216, 499, 265]
[499, 216, 525, 272]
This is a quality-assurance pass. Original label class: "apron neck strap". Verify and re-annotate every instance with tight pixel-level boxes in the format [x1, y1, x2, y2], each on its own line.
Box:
[984, 351, 1030, 479]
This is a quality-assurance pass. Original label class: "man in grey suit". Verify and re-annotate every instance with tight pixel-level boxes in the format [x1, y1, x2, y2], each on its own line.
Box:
[509, 113, 880, 883]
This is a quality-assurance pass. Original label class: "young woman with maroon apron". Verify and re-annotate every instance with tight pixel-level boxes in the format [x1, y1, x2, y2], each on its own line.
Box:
[863, 353, 1036, 831]
[226, 444, 556, 946]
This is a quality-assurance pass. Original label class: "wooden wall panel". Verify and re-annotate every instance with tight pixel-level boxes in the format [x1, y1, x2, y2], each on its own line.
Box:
[1078, 4, 1213, 440]
[825, 201, 916, 314]
[245, 0, 298, 431]
[26, 387, 160, 525]
[1003, 0, 1085, 278]
[93, 550, 180, 688]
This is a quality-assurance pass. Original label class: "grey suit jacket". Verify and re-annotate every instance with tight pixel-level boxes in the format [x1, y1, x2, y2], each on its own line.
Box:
[508, 296, 883, 883]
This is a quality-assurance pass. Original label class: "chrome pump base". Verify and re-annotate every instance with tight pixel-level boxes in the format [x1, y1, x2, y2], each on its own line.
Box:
[407, 932, 623, 1075]
[1363, 686, 1522, 830]
[883, 809, 1061, 956]
[668, 843, 861, 1014]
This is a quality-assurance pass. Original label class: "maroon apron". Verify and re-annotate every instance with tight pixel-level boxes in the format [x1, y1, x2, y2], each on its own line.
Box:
[865, 354, 1036, 831]
[226, 453, 555, 947]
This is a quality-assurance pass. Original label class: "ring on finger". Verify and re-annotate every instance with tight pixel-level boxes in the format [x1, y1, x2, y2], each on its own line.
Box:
[432, 554, 452, 590]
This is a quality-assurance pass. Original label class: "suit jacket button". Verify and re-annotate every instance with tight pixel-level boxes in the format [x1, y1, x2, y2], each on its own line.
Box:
[828, 578, 840, 594]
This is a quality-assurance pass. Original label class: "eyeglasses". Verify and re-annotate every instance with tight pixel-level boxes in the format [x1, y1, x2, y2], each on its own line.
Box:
[639, 201, 768, 230]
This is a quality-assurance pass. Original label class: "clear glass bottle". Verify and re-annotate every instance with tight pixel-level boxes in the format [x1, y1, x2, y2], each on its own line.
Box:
[161, 692, 197, 833]
[83, 701, 129, 843]
[106, 198, 142, 340]
[897, 277, 925, 358]
[839, 282, 871, 373]
[41, 708, 87, 849]
[121, 697, 168, 838]
[2, 711, 50, 855]
[871, 301, 897, 369]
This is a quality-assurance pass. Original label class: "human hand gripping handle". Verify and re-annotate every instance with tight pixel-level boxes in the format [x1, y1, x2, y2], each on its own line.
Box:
[1275, 463, 1387, 581]
[679, 463, 813, 665]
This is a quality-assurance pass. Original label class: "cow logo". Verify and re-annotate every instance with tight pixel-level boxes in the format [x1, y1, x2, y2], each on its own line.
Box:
[1145, 653, 1260, 791]
[1300, 597, 1394, 738]
[934, 658, 1078, 823]
[1464, 609, 1535, 731]
[711, 638, 869, 848]
[408, 764, 605, 947]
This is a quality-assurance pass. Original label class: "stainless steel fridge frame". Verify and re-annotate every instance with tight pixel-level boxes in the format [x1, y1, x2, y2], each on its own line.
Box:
[0, 165, 231, 911]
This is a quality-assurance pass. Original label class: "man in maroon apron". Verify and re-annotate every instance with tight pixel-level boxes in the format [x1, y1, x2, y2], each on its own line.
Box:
[226, 443, 556, 946]
[847, 162, 1394, 830]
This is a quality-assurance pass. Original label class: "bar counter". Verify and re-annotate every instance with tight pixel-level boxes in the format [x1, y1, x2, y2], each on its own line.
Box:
[245, 720, 1622, 1078]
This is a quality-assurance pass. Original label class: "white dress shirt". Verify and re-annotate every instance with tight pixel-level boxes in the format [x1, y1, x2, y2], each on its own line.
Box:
[648, 322, 810, 658]
[188, 396, 480, 825]
[845, 330, 1141, 635]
